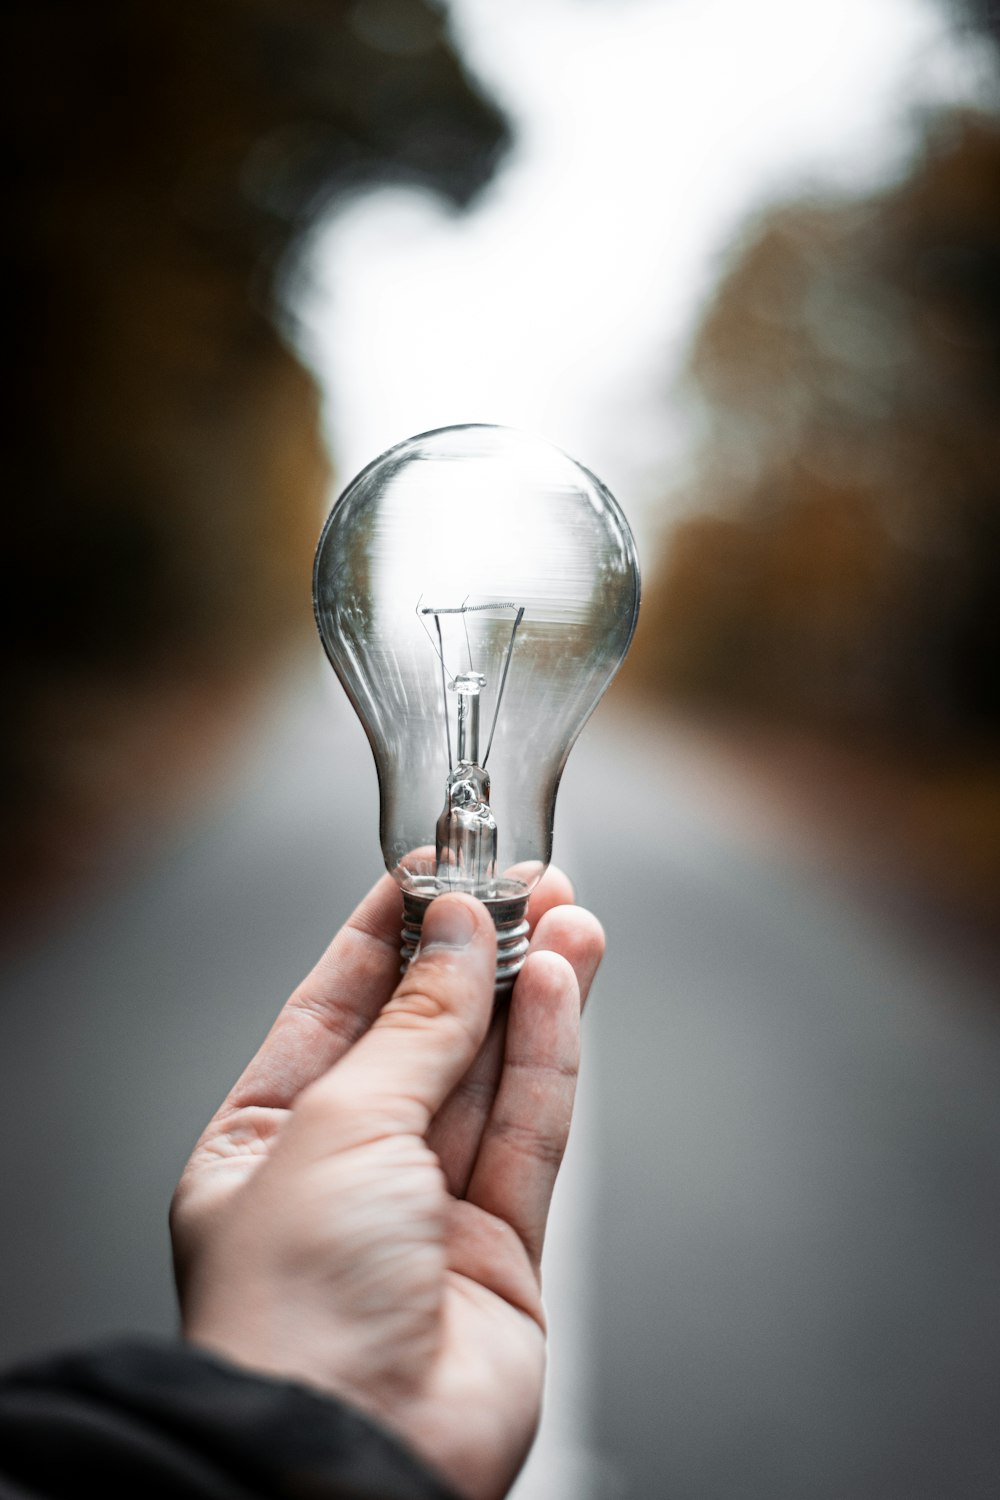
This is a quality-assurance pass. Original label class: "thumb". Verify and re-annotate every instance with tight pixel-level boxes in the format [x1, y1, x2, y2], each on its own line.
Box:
[291, 893, 497, 1150]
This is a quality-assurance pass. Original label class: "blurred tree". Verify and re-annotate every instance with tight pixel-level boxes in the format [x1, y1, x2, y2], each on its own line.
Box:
[2, 0, 507, 921]
[628, 111, 1000, 921]
[957, 0, 1000, 47]
[633, 112, 1000, 752]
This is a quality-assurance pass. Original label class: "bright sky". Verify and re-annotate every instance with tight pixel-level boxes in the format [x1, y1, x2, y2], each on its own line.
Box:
[298, 0, 990, 559]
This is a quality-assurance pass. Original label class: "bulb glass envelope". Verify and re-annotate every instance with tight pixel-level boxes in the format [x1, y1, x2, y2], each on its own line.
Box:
[313, 424, 640, 903]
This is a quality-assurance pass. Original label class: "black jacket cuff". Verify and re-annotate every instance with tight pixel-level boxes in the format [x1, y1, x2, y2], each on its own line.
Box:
[0, 1339, 461, 1500]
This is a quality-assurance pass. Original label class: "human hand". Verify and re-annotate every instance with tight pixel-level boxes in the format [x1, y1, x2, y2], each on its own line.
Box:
[170, 870, 604, 1500]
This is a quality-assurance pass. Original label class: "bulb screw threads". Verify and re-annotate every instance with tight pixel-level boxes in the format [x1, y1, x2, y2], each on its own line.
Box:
[400, 888, 530, 995]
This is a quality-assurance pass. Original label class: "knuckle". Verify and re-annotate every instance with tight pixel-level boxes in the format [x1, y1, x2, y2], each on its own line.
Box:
[492, 1115, 568, 1170]
[452, 1071, 496, 1108]
[506, 1054, 578, 1083]
[385, 978, 483, 1048]
[286, 986, 366, 1050]
[386, 981, 454, 1025]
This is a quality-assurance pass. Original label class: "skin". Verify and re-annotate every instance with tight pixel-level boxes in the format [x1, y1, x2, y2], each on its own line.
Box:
[170, 867, 604, 1500]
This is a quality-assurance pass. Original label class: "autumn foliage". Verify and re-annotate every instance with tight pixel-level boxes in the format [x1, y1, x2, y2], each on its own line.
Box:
[632, 114, 1000, 754]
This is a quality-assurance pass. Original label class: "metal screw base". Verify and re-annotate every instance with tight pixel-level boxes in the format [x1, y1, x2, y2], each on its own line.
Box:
[401, 888, 530, 995]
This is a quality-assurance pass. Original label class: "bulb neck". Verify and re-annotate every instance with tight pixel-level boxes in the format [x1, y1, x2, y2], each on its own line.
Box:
[435, 763, 497, 889]
[400, 887, 530, 997]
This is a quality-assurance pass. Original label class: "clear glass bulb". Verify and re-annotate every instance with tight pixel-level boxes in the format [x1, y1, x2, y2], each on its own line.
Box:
[313, 424, 640, 987]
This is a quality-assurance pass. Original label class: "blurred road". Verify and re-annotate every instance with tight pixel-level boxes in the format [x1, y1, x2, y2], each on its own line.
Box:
[565, 714, 1000, 1500]
[1, 668, 998, 1499]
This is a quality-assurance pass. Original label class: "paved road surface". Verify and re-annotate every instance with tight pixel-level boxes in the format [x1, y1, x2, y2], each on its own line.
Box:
[565, 716, 1000, 1500]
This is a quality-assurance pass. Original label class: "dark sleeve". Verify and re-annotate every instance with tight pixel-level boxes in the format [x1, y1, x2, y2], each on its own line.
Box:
[0, 1340, 461, 1500]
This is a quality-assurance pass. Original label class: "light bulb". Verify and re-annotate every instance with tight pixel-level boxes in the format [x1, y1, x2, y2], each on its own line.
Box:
[313, 424, 640, 989]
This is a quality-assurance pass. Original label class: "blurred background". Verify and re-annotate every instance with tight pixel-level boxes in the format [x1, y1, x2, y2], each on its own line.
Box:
[3, 1, 999, 1497]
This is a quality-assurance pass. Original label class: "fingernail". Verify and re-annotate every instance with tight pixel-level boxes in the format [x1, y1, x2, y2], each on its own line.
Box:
[422, 899, 476, 951]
